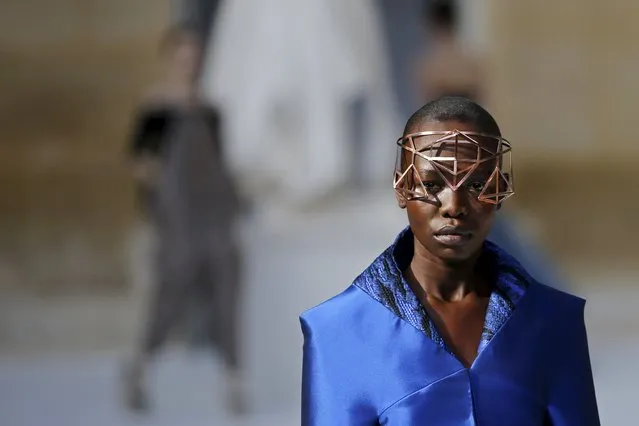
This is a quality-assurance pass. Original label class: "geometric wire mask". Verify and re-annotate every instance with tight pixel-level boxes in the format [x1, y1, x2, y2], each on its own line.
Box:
[393, 130, 514, 205]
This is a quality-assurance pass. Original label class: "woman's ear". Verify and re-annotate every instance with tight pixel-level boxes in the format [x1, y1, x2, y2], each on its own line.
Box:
[395, 190, 407, 209]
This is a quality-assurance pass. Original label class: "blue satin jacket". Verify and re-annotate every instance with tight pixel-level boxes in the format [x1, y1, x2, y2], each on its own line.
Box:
[300, 227, 599, 425]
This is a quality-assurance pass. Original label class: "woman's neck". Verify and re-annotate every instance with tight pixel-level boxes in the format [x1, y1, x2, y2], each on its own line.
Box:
[406, 238, 488, 303]
[162, 70, 197, 96]
[431, 30, 454, 45]
[151, 79, 198, 108]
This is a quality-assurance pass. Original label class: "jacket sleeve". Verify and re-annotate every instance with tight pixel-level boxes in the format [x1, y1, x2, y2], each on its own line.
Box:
[300, 315, 379, 426]
[546, 299, 600, 425]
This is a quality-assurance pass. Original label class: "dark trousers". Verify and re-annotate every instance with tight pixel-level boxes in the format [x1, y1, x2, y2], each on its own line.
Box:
[141, 228, 242, 371]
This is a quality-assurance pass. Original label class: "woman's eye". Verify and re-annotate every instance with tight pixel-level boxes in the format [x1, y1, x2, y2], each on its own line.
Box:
[469, 181, 485, 192]
[422, 181, 442, 193]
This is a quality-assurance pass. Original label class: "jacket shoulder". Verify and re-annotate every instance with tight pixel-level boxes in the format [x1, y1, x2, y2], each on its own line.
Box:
[299, 285, 367, 333]
[535, 283, 585, 308]
[531, 283, 587, 327]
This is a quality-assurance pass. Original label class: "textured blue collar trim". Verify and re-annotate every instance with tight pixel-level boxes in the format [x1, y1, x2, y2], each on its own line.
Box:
[353, 226, 533, 352]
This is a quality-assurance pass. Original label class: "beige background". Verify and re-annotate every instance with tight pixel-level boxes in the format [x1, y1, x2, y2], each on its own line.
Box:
[482, 0, 639, 272]
[0, 0, 171, 295]
[1, 1, 637, 296]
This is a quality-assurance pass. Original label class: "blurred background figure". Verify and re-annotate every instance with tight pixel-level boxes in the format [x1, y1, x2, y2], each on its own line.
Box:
[376, 0, 425, 121]
[201, 0, 400, 210]
[415, 0, 483, 101]
[123, 24, 245, 415]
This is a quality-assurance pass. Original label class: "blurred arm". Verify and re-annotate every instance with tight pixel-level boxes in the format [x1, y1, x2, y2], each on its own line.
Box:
[128, 110, 167, 187]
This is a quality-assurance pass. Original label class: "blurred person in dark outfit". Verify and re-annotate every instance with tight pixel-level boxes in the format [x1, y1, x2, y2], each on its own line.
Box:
[415, 0, 482, 101]
[123, 24, 245, 415]
[415, 0, 566, 289]
[376, 0, 425, 120]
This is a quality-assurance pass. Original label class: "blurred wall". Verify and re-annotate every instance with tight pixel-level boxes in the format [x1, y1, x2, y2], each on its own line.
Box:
[1, 0, 636, 298]
[481, 1, 639, 272]
[0, 1, 171, 296]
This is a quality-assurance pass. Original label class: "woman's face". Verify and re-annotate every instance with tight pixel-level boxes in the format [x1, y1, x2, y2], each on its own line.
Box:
[167, 34, 202, 83]
[398, 120, 499, 262]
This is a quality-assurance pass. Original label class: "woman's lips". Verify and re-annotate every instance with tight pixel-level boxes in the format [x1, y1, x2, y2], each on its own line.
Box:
[433, 226, 473, 246]
[433, 233, 472, 245]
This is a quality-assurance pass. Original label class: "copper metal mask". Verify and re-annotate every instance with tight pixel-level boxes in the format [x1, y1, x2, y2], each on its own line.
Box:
[393, 130, 514, 205]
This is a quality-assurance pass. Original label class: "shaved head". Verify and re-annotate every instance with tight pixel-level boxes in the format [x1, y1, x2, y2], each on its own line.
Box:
[403, 96, 501, 137]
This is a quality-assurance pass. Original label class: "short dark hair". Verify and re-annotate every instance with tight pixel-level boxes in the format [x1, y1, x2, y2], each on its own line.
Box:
[403, 96, 501, 136]
[424, 0, 458, 31]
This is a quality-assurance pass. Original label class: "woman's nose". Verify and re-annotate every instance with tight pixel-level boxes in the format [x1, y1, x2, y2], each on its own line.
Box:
[439, 187, 469, 218]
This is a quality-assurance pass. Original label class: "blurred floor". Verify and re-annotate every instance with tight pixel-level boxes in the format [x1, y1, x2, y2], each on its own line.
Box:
[0, 188, 636, 425]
